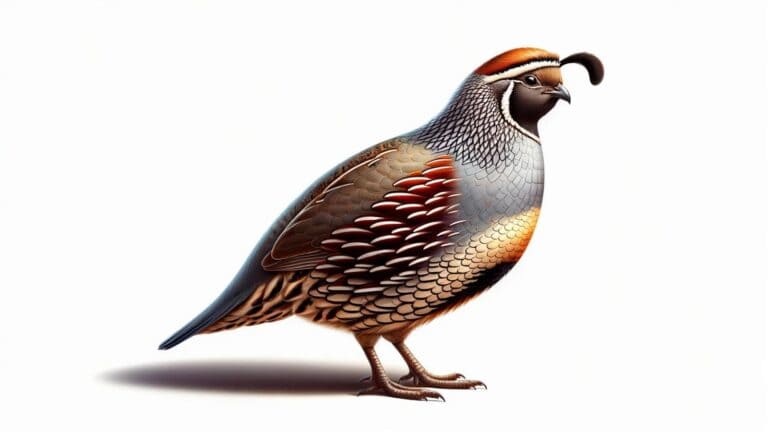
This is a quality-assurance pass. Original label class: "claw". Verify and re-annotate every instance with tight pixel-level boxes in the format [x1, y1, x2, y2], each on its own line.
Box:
[425, 394, 446, 402]
[360, 376, 371, 383]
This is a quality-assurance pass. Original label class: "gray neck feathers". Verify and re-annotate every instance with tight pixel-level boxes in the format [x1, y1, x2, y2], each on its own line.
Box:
[407, 75, 533, 171]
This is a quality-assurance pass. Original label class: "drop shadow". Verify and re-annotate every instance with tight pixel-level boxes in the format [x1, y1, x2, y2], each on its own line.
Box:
[104, 360, 370, 395]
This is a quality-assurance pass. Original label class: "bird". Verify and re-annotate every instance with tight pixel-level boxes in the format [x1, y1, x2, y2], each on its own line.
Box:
[159, 47, 604, 401]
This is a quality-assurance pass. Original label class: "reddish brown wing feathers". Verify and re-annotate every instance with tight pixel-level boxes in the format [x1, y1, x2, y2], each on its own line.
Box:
[261, 150, 398, 271]
[309, 155, 460, 287]
[303, 155, 465, 327]
[262, 142, 454, 272]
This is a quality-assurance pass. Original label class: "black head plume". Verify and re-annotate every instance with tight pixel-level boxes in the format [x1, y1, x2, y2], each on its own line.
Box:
[561, 53, 604, 85]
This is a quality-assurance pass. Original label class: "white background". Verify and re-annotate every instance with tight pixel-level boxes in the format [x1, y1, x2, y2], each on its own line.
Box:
[1, 1, 765, 431]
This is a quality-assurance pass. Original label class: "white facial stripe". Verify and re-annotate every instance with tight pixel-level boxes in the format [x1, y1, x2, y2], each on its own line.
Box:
[500, 80, 541, 143]
[481, 59, 560, 84]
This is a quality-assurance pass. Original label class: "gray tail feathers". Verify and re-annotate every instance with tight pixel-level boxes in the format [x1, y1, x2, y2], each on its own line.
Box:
[158, 287, 252, 350]
[158, 314, 213, 350]
[158, 248, 269, 350]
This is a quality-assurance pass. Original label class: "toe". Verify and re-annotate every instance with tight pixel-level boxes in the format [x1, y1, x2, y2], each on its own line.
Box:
[358, 378, 447, 401]
[422, 390, 445, 402]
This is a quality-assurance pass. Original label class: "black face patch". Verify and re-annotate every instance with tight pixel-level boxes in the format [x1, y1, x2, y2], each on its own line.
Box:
[508, 82, 559, 137]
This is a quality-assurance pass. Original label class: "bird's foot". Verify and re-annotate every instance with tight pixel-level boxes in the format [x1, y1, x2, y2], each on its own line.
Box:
[362, 371, 464, 384]
[398, 369, 486, 389]
[358, 377, 445, 401]
[398, 371, 464, 383]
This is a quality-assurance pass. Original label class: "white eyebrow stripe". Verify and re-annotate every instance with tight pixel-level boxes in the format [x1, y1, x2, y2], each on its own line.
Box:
[481, 59, 560, 83]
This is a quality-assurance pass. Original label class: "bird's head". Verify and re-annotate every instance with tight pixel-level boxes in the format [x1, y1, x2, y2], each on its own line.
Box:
[475, 47, 603, 140]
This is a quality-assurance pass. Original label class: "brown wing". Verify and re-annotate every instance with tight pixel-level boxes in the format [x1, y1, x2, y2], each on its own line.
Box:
[171, 140, 469, 340]
[262, 140, 454, 272]
[203, 140, 462, 335]
[288, 147, 466, 332]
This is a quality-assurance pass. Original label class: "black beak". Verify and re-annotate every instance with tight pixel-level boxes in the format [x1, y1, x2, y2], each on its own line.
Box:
[545, 84, 571, 104]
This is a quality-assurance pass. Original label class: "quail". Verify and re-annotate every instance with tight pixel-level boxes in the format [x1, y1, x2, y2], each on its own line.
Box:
[159, 47, 604, 400]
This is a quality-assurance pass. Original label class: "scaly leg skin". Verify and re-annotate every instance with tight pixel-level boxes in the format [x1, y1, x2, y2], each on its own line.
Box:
[392, 341, 486, 390]
[356, 334, 445, 401]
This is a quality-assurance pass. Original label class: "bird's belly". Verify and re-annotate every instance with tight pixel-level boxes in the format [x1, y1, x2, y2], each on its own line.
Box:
[340, 207, 540, 335]
[459, 206, 540, 265]
[420, 206, 540, 300]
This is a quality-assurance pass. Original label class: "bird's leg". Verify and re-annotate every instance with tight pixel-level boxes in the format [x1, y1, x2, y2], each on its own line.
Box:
[388, 337, 486, 390]
[355, 333, 444, 401]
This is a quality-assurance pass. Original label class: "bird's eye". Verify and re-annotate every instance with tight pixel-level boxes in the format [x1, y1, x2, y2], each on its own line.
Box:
[524, 75, 539, 86]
